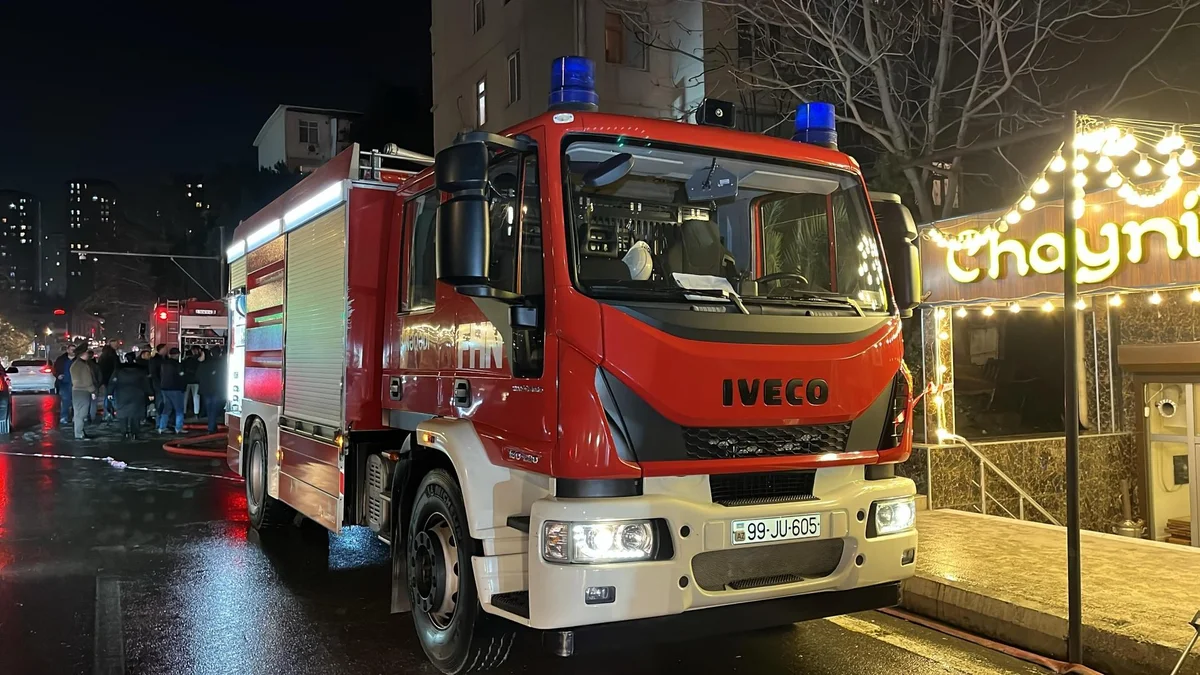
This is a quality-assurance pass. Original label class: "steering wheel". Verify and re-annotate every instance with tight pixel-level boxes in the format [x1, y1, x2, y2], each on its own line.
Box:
[753, 272, 810, 286]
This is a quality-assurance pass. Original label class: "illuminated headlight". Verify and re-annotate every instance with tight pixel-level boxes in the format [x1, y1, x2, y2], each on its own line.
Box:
[542, 520, 656, 563]
[870, 497, 916, 536]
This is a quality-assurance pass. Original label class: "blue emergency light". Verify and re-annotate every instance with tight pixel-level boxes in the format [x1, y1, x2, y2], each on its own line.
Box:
[549, 56, 599, 112]
[793, 102, 837, 149]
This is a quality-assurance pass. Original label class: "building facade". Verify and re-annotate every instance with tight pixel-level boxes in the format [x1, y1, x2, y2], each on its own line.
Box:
[0, 191, 40, 296]
[41, 231, 66, 298]
[253, 105, 361, 173]
[67, 180, 119, 303]
[431, 0, 710, 150]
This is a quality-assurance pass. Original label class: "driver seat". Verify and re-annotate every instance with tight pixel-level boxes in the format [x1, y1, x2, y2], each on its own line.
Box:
[666, 219, 735, 277]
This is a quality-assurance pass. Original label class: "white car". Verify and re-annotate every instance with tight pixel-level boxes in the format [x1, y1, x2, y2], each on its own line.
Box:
[5, 359, 57, 394]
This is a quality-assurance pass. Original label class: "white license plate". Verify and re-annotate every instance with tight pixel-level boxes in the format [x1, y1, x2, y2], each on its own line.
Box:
[731, 513, 821, 545]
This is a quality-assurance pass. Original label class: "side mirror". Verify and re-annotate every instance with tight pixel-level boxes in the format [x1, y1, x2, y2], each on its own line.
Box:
[435, 141, 490, 285]
[5, 367, 16, 374]
[871, 195, 922, 318]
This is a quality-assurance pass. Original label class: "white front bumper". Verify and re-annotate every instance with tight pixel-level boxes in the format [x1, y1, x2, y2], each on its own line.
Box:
[508, 466, 916, 630]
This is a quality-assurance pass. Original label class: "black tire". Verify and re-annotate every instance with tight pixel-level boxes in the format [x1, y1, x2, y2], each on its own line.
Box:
[408, 469, 516, 674]
[245, 420, 294, 529]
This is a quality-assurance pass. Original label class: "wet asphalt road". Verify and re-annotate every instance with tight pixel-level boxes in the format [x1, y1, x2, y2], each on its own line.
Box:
[0, 394, 1049, 675]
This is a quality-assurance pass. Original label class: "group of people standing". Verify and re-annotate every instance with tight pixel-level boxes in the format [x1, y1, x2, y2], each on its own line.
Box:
[53, 342, 226, 440]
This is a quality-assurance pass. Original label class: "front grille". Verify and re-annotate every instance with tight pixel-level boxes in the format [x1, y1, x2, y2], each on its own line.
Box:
[710, 471, 817, 507]
[691, 539, 844, 592]
[682, 423, 851, 460]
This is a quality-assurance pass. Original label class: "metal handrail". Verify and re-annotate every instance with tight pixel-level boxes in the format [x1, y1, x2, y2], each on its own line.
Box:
[941, 432, 1063, 527]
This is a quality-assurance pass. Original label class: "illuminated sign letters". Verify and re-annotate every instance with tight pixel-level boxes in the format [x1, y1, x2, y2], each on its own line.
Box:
[945, 215, 1200, 284]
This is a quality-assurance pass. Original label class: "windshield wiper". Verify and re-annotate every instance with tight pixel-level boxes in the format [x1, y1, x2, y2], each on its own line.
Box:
[586, 283, 750, 314]
[745, 292, 866, 317]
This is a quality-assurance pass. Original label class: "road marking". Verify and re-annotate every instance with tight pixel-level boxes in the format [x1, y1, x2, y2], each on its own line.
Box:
[827, 614, 1037, 674]
[94, 576, 125, 675]
[0, 450, 241, 482]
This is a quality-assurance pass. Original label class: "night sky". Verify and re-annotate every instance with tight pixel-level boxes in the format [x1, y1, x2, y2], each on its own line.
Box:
[0, 2, 431, 229]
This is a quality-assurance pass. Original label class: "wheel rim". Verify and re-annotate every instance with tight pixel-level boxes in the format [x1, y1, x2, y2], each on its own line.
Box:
[247, 438, 265, 508]
[410, 512, 459, 630]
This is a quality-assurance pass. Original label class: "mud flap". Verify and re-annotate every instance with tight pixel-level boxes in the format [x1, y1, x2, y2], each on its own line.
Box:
[390, 439, 413, 614]
[391, 534, 412, 613]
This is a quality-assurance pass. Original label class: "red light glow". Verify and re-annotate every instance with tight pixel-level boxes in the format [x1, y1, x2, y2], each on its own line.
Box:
[52, 309, 65, 316]
[158, 311, 168, 320]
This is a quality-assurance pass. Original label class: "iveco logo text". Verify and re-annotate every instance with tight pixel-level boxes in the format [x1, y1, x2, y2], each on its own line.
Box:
[721, 378, 829, 407]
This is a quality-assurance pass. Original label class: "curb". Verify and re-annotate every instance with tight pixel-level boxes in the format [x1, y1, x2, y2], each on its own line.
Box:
[901, 576, 1199, 675]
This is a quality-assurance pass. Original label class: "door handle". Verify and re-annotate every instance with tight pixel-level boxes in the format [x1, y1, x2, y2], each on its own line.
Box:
[452, 379, 470, 407]
[389, 376, 402, 401]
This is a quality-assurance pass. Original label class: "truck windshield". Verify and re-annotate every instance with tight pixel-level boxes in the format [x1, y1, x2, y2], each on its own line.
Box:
[564, 138, 889, 313]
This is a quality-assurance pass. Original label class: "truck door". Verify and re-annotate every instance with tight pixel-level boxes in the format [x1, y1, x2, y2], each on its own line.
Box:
[450, 139, 556, 469]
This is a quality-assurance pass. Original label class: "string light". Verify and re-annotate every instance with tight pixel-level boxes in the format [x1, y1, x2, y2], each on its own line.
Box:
[1075, 298, 1087, 310]
[1050, 154, 1067, 172]
[1072, 199, 1086, 220]
[1164, 154, 1181, 177]
[1105, 172, 1123, 188]
[1156, 127, 1185, 155]
[1149, 291, 1163, 305]
[1072, 172, 1088, 188]
[935, 307, 946, 319]
[1096, 155, 1114, 173]
[937, 363, 948, 375]
[1191, 288, 1200, 303]
[1072, 153, 1089, 171]
[982, 305, 995, 317]
[1005, 210, 1021, 224]
[1041, 300, 1054, 312]
[1134, 154, 1152, 176]
[1110, 293, 1123, 307]
[1020, 195, 1036, 211]
[955, 306, 967, 318]
[1181, 145, 1197, 168]
[937, 330, 949, 341]
[1185, 190, 1199, 210]
[1008, 302, 1022, 313]
[1032, 176, 1051, 194]
[933, 394, 945, 407]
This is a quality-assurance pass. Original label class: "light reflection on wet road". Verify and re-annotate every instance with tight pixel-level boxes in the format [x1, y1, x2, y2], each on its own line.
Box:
[0, 394, 1048, 674]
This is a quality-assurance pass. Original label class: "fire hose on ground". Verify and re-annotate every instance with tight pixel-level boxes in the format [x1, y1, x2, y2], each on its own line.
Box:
[162, 424, 227, 458]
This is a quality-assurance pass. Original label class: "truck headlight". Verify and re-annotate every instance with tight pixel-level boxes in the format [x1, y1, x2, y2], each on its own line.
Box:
[542, 520, 656, 563]
[870, 497, 916, 536]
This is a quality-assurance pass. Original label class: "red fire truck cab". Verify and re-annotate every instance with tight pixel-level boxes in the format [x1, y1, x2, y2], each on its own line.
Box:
[224, 57, 922, 673]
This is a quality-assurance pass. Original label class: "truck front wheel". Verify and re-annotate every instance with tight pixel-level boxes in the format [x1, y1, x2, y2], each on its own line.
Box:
[408, 468, 515, 674]
[245, 421, 294, 529]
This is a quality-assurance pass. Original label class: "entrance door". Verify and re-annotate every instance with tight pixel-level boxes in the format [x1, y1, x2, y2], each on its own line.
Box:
[1144, 382, 1199, 546]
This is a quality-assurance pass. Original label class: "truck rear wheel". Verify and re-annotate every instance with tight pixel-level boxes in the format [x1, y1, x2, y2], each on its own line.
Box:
[245, 421, 293, 529]
[408, 468, 516, 674]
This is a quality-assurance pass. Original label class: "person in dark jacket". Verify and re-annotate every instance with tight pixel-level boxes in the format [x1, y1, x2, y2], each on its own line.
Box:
[98, 339, 119, 421]
[110, 353, 153, 439]
[148, 343, 167, 418]
[196, 348, 225, 433]
[86, 349, 101, 423]
[157, 347, 186, 434]
[53, 348, 74, 424]
[183, 346, 201, 418]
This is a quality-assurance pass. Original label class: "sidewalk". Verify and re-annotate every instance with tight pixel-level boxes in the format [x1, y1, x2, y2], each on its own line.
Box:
[905, 510, 1200, 675]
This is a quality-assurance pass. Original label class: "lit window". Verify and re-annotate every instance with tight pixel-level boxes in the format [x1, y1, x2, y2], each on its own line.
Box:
[508, 51, 521, 105]
[195, 201, 202, 208]
[476, 77, 487, 127]
[187, 192, 192, 197]
[197, 183, 203, 188]
[473, 0, 485, 32]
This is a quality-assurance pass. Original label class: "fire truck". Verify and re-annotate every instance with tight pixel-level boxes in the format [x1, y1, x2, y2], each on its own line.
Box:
[148, 299, 227, 352]
[223, 57, 922, 673]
